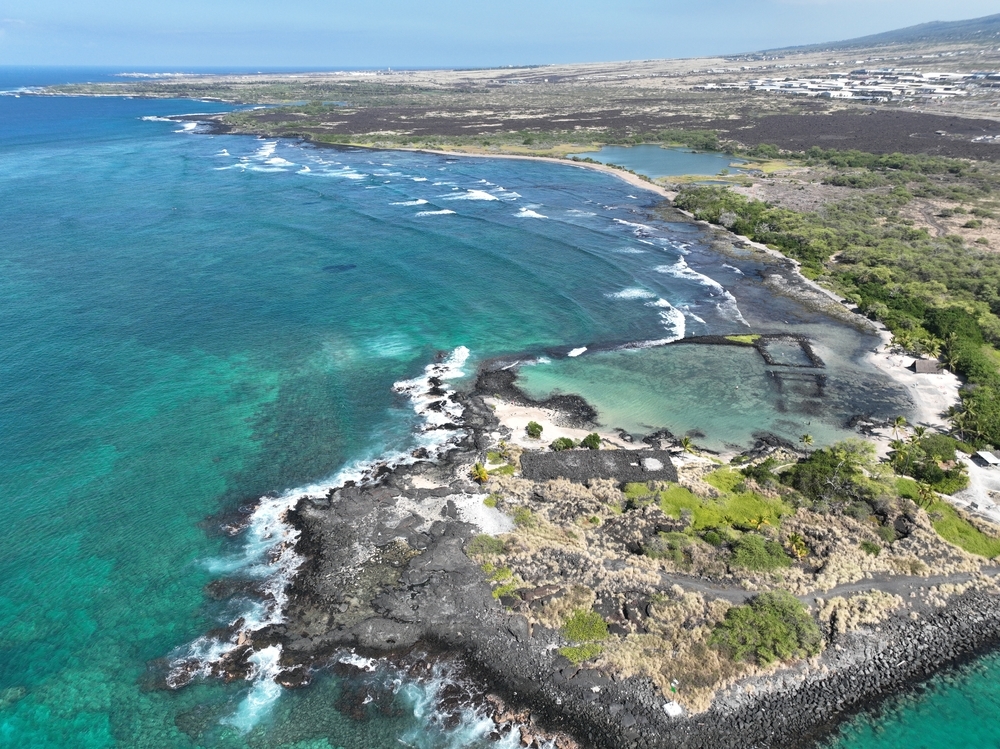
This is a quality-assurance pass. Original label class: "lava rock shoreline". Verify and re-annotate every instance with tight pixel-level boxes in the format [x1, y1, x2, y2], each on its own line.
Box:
[244, 364, 1000, 749]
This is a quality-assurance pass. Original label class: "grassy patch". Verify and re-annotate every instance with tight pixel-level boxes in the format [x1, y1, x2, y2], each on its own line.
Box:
[513, 506, 535, 527]
[481, 562, 521, 599]
[562, 608, 609, 642]
[467, 534, 505, 555]
[488, 464, 517, 477]
[896, 477, 921, 501]
[704, 468, 745, 493]
[628, 482, 790, 531]
[559, 643, 604, 664]
[930, 501, 1000, 558]
[724, 334, 761, 345]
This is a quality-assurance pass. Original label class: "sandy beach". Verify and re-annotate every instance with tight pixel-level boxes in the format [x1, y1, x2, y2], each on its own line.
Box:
[484, 397, 639, 451]
[408, 147, 675, 199]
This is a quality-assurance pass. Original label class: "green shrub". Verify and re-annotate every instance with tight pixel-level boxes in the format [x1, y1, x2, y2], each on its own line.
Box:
[710, 591, 823, 666]
[467, 534, 505, 555]
[730, 534, 792, 571]
[550, 437, 576, 451]
[643, 531, 692, 563]
[876, 525, 898, 544]
[526, 421, 543, 438]
[860, 540, 882, 556]
[483, 494, 499, 508]
[562, 609, 609, 642]
[486, 450, 504, 464]
[580, 432, 602, 450]
[702, 529, 725, 546]
[512, 506, 535, 527]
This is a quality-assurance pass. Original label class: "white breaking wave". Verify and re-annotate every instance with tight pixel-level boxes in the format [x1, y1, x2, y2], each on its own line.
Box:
[411, 177, 428, 182]
[612, 247, 646, 254]
[722, 263, 744, 275]
[166, 347, 474, 730]
[416, 209, 456, 216]
[682, 305, 707, 325]
[220, 646, 284, 733]
[607, 288, 657, 300]
[646, 299, 686, 342]
[174, 122, 198, 133]
[655, 258, 749, 326]
[568, 347, 587, 357]
[391, 199, 429, 206]
[655, 257, 725, 293]
[253, 141, 277, 159]
[614, 218, 655, 233]
[443, 189, 498, 201]
[516, 208, 547, 219]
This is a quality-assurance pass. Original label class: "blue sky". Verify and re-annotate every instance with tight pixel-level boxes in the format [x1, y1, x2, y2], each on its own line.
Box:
[0, 0, 997, 68]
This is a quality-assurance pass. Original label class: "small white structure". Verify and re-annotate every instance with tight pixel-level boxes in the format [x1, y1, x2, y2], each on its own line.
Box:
[976, 450, 1000, 468]
[663, 701, 685, 718]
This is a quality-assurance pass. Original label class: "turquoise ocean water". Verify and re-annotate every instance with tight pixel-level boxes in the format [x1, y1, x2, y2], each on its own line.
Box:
[2, 71, 996, 747]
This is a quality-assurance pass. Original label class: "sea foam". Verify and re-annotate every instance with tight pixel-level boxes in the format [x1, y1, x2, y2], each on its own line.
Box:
[166, 347, 474, 730]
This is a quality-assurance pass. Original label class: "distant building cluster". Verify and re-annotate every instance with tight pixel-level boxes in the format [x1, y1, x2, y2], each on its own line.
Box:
[695, 68, 1000, 102]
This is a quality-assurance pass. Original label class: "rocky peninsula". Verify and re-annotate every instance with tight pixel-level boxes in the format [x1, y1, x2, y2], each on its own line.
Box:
[193, 354, 1000, 749]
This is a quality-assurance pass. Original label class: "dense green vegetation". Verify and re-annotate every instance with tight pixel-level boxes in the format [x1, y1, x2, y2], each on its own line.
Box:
[560, 608, 610, 664]
[729, 534, 792, 571]
[550, 437, 576, 451]
[710, 591, 823, 666]
[675, 150, 1000, 446]
[580, 432, 602, 450]
[526, 420, 543, 438]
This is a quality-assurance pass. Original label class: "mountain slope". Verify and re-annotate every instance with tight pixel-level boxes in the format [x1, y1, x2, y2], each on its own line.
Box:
[766, 13, 1000, 53]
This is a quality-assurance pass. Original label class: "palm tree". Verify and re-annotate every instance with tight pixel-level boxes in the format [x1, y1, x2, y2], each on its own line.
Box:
[918, 337, 942, 359]
[916, 482, 936, 510]
[911, 425, 927, 442]
[891, 416, 908, 440]
[786, 533, 809, 560]
[680, 436, 696, 455]
[471, 462, 489, 484]
[800, 433, 814, 454]
[891, 331, 914, 353]
[889, 439, 910, 473]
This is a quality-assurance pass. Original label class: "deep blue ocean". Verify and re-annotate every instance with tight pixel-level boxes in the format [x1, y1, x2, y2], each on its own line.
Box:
[3, 69, 997, 748]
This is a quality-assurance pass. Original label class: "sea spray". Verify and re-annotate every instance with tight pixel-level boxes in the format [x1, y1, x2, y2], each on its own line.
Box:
[166, 347, 473, 730]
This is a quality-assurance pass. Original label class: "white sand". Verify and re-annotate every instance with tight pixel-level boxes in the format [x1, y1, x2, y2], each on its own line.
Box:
[486, 398, 639, 451]
[408, 148, 674, 200]
[864, 331, 961, 433]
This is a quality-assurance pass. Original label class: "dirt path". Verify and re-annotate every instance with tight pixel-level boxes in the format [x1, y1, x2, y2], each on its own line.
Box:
[659, 567, 999, 606]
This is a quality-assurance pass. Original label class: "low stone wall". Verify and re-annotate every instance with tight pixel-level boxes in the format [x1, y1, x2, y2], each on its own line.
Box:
[520, 449, 678, 484]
